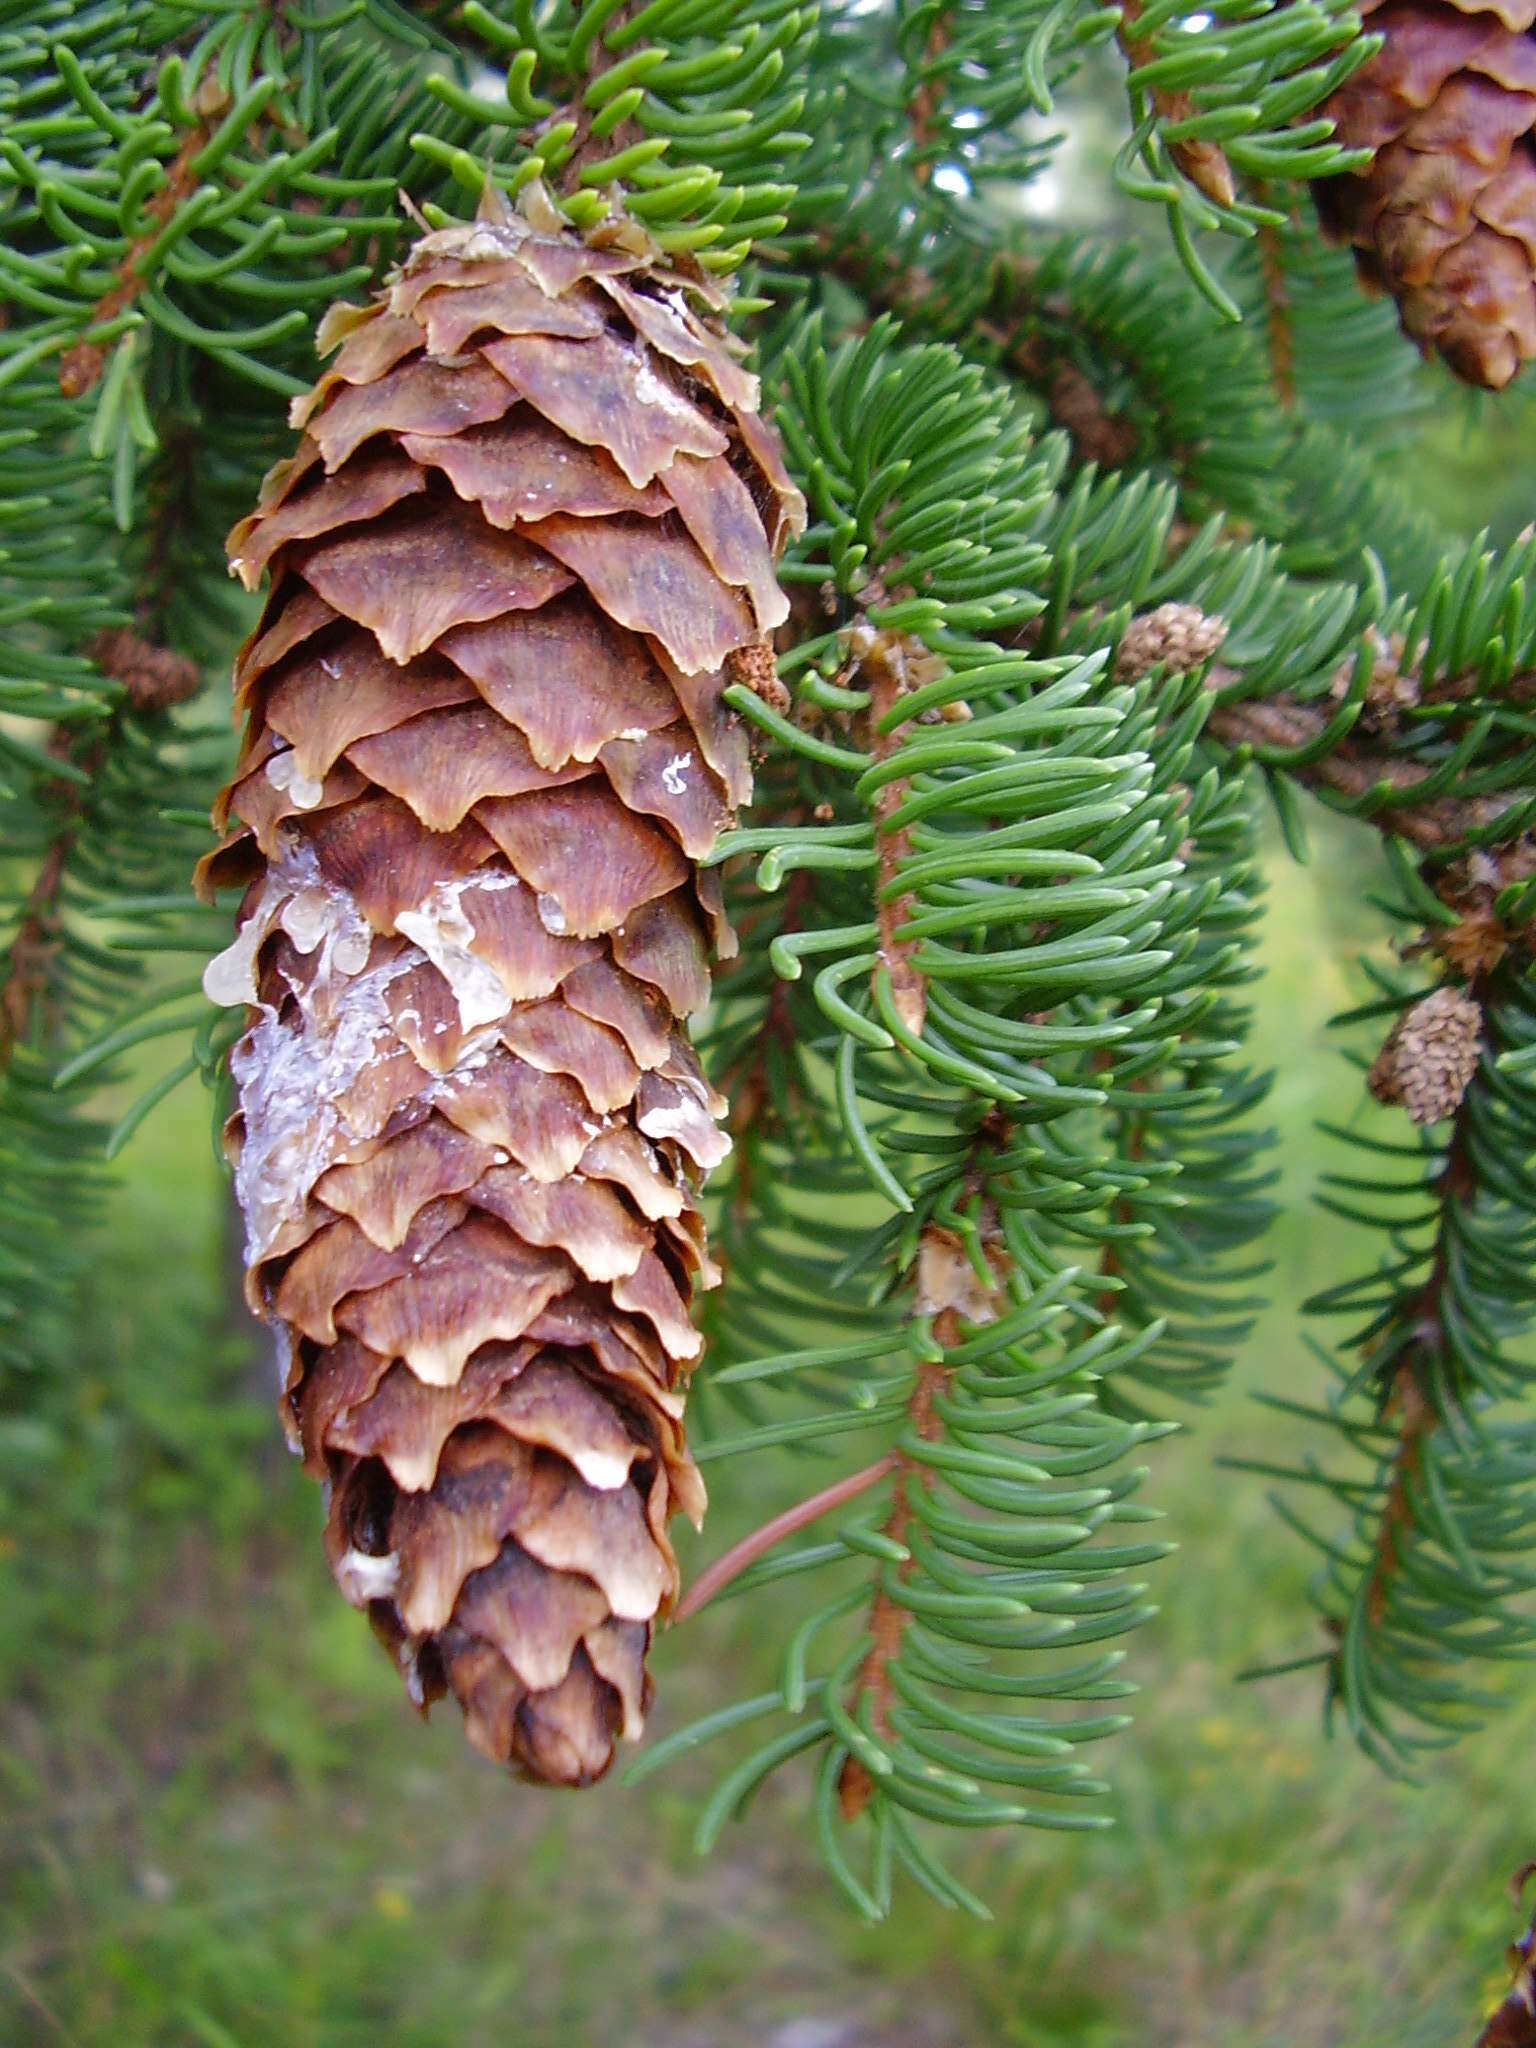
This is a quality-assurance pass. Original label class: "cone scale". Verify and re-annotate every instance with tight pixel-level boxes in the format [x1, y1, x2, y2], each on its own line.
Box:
[1316, 0, 1536, 389]
[201, 190, 803, 1785]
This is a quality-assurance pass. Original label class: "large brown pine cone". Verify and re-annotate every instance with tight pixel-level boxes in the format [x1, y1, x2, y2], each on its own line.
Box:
[199, 188, 803, 1786]
[1314, 0, 1536, 388]
[1318, 0, 1536, 387]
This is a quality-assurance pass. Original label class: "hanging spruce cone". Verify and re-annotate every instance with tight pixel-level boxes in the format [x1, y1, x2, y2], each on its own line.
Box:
[1314, 0, 1536, 389]
[200, 186, 803, 1785]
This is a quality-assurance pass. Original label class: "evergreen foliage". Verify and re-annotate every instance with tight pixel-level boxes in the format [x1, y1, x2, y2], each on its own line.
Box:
[4, 0, 1535, 1948]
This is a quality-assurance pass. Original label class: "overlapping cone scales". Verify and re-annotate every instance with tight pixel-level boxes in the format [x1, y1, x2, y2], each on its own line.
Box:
[1315, 0, 1536, 387]
[202, 204, 802, 1785]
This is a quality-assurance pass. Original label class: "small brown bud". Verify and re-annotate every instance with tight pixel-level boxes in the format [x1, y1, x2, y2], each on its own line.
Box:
[724, 637, 789, 716]
[914, 1216, 1007, 1326]
[1330, 630, 1418, 731]
[1044, 362, 1139, 470]
[1171, 137, 1236, 210]
[1368, 986, 1483, 1125]
[58, 342, 107, 399]
[88, 629, 202, 712]
[1114, 603, 1227, 682]
[1435, 909, 1511, 982]
[838, 1754, 876, 1820]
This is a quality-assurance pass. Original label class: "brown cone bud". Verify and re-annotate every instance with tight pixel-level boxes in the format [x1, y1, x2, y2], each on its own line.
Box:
[1367, 984, 1484, 1123]
[1113, 602, 1228, 681]
[200, 190, 804, 1785]
[1315, 0, 1536, 389]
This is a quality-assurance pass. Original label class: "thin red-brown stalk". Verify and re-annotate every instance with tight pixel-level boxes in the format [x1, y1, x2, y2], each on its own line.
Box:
[906, 11, 953, 185]
[1364, 1373, 1435, 1626]
[861, 628, 928, 1036]
[672, 1454, 900, 1623]
[1358, 1098, 1476, 1629]
[0, 636, 196, 1068]
[837, 1321, 954, 1818]
[1255, 218, 1297, 409]
[1205, 685, 1531, 852]
[0, 830, 73, 1064]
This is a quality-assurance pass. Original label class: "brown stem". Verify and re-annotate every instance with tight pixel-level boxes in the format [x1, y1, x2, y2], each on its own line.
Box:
[0, 1960, 80, 2048]
[820, 238, 1145, 471]
[0, 628, 196, 1073]
[547, 2, 651, 186]
[672, 1454, 900, 1623]
[1356, 1089, 1476, 1632]
[906, 11, 953, 185]
[1116, 0, 1235, 209]
[838, 1308, 957, 1819]
[1093, 1074, 1146, 1321]
[1206, 684, 1530, 853]
[0, 829, 75, 1065]
[1363, 1373, 1434, 1627]
[860, 627, 928, 1036]
[1254, 216, 1297, 411]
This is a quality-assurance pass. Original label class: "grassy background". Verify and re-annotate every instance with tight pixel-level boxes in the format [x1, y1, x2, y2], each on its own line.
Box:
[2, 803, 1534, 2048]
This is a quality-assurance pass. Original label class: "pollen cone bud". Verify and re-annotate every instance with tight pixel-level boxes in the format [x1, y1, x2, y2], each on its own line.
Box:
[200, 188, 804, 1786]
[1113, 602, 1227, 682]
[1368, 984, 1483, 1124]
[1315, 0, 1536, 389]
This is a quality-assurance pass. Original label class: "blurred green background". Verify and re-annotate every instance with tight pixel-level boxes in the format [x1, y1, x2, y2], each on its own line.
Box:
[4, 383, 1536, 2048]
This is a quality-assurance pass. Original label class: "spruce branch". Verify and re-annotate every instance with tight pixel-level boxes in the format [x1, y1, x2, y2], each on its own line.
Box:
[434, 0, 814, 267]
[812, 232, 1286, 526]
[1243, 913, 1536, 1766]
[648, 321, 1212, 1905]
[1206, 687, 1534, 855]
[0, 622, 201, 1064]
